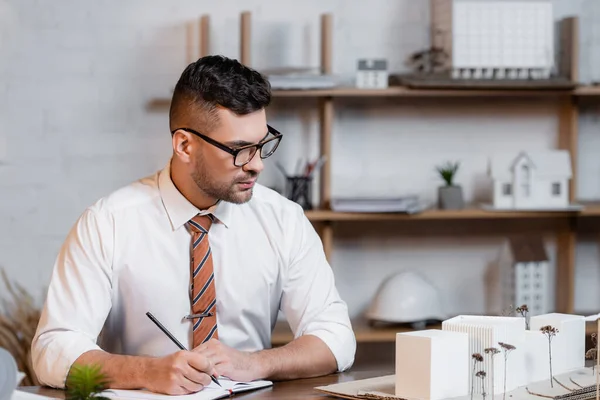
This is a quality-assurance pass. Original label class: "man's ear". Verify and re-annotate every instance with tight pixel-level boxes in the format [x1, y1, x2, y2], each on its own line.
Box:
[172, 130, 194, 163]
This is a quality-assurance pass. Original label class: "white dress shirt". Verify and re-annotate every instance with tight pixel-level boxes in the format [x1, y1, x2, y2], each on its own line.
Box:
[31, 161, 356, 388]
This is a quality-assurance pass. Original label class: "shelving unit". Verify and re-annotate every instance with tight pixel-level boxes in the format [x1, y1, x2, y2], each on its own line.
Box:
[155, 12, 600, 345]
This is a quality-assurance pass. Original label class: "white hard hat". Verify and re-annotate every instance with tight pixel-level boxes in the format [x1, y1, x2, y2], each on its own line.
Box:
[366, 270, 445, 328]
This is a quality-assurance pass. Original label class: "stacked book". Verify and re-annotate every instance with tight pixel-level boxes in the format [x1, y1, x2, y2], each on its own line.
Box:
[263, 67, 337, 90]
[330, 196, 428, 214]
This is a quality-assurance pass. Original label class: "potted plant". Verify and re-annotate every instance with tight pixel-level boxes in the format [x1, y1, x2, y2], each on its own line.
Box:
[436, 161, 464, 210]
[66, 364, 111, 400]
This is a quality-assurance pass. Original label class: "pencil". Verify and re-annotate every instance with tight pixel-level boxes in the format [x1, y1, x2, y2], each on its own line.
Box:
[146, 312, 222, 388]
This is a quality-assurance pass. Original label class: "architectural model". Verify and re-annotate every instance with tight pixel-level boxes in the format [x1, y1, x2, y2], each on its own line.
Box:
[442, 315, 527, 394]
[431, 0, 555, 80]
[488, 150, 572, 210]
[394, 312, 591, 400]
[498, 236, 549, 317]
[395, 330, 469, 400]
[530, 313, 585, 375]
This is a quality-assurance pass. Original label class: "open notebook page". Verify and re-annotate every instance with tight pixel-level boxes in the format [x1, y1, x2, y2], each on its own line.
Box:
[104, 378, 273, 400]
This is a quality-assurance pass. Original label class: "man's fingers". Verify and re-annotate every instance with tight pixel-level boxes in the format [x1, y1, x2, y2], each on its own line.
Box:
[187, 352, 218, 377]
[184, 365, 212, 387]
[180, 376, 205, 393]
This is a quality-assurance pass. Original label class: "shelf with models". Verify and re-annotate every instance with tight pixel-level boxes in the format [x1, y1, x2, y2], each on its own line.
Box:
[270, 319, 598, 345]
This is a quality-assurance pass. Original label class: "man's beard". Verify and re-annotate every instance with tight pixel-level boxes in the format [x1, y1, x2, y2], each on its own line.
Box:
[191, 158, 258, 204]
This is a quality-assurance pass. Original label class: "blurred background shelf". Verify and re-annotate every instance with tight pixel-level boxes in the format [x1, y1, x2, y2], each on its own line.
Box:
[304, 208, 581, 222]
[148, 85, 600, 109]
[271, 319, 598, 346]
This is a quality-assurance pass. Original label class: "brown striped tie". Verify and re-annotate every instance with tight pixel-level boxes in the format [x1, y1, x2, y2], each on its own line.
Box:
[188, 214, 219, 348]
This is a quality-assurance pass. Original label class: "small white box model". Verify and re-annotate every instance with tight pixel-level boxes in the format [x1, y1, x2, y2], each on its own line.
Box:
[396, 330, 469, 400]
[529, 313, 585, 376]
[442, 315, 526, 394]
[499, 236, 550, 317]
[356, 59, 388, 89]
[488, 150, 572, 210]
[432, 0, 554, 79]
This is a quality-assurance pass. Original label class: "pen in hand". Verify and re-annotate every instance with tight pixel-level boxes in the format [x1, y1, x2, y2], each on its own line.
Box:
[146, 311, 222, 388]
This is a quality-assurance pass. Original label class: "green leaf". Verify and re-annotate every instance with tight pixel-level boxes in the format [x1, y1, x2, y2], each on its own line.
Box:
[66, 364, 111, 400]
[436, 161, 460, 186]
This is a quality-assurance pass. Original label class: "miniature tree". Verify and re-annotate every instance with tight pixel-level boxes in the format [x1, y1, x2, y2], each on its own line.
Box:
[471, 353, 484, 400]
[498, 342, 516, 400]
[476, 371, 487, 400]
[515, 304, 529, 329]
[485, 347, 501, 399]
[586, 333, 598, 374]
[540, 325, 559, 388]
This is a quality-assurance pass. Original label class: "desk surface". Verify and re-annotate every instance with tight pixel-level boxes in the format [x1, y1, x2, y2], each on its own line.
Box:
[23, 366, 394, 399]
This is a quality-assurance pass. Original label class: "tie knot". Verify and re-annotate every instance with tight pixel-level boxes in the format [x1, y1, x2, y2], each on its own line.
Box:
[188, 214, 214, 233]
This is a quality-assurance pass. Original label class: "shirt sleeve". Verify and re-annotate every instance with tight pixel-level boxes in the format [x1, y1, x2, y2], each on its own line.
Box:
[31, 207, 114, 389]
[279, 204, 356, 372]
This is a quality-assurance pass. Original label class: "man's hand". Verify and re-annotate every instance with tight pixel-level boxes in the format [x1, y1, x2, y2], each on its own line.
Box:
[194, 339, 261, 382]
[144, 350, 217, 395]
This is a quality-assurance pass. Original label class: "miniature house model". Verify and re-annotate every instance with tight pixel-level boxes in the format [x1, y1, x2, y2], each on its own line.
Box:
[488, 150, 572, 209]
[356, 59, 388, 89]
[431, 0, 554, 79]
[499, 236, 549, 317]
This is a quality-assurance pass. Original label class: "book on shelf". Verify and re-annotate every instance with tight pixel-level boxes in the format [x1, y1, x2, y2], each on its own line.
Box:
[263, 66, 337, 90]
[330, 196, 428, 213]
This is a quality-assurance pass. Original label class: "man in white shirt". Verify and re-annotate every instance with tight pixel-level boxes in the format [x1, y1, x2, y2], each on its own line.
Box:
[31, 55, 356, 394]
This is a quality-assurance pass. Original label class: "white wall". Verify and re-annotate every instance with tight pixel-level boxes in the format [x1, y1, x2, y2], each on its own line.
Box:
[0, 0, 599, 319]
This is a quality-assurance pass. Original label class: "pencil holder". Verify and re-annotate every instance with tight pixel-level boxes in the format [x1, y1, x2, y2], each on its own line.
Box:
[285, 176, 313, 210]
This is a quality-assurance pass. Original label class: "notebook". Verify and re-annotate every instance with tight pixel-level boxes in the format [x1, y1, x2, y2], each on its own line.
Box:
[104, 378, 273, 400]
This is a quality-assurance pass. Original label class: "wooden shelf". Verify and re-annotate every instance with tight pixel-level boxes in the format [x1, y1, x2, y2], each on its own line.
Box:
[271, 87, 575, 98]
[575, 85, 600, 96]
[579, 202, 600, 216]
[271, 319, 598, 345]
[305, 208, 579, 222]
[147, 85, 600, 109]
[271, 320, 441, 346]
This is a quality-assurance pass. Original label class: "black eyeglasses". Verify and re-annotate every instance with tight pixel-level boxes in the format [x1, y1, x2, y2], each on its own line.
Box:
[171, 124, 283, 167]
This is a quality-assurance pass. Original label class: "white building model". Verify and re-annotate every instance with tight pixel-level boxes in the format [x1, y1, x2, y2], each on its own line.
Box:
[499, 236, 550, 317]
[442, 316, 527, 395]
[393, 313, 587, 399]
[431, 0, 554, 80]
[488, 150, 572, 210]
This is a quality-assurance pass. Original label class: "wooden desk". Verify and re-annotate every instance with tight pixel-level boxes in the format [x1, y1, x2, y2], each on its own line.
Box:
[22, 366, 394, 399]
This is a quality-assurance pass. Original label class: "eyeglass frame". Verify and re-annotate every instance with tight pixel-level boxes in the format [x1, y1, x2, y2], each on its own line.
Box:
[171, 124, 283, 167]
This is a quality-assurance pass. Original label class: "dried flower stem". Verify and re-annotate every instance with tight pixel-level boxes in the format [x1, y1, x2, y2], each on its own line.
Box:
[485, 347, 500, 400]
[476, 371, 487, 400]
[471, 353, 484, 400]
[540, 325, 559, 388]
[516, 304, 530, 330]
[499, 342, 516, 400]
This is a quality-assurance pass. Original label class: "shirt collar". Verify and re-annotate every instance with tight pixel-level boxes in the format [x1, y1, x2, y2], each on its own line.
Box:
[158, 160, 233, 231]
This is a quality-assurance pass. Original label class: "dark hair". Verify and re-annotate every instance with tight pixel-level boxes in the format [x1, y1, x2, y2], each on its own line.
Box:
[169, 55, 271, 131]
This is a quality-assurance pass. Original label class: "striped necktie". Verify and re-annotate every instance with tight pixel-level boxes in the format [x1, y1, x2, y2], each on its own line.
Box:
[187, 214, 219, 348]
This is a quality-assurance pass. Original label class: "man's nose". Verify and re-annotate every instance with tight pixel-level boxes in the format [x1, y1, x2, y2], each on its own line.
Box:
[243, 149, 264, 175]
